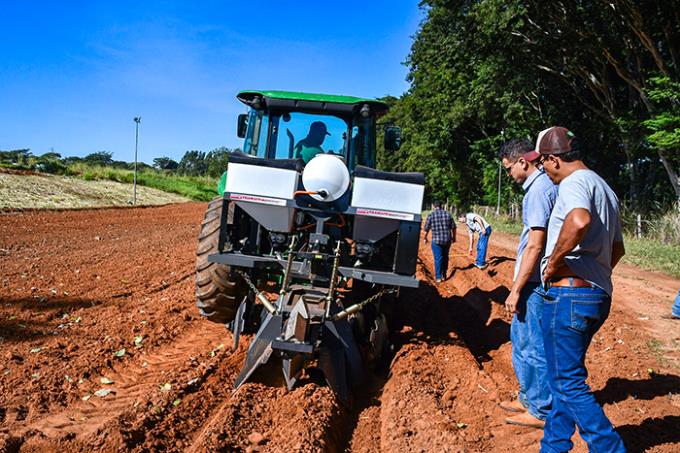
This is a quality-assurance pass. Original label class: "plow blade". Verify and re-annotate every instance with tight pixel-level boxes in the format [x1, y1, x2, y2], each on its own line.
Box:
[233, 312, 282, 388]
[232, 309, 363, 405]
[232, 296, 248, 350]
[317, 318, 363, 404]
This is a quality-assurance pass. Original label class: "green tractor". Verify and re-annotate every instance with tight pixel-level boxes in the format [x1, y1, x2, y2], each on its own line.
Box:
[195, 90, 424, 403]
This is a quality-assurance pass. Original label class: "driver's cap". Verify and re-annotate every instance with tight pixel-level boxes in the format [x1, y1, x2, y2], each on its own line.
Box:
[310, 121, 331, 136]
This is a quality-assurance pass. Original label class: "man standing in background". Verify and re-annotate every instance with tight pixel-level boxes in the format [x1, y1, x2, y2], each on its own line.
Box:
[459, 212, 492, 269]
[423, 200, 456, 283]
[536, 126, 626, 452]
[499, 138, 558, 429]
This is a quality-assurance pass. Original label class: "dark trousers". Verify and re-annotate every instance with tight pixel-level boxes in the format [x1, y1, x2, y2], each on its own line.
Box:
[431, 241, 451, 280]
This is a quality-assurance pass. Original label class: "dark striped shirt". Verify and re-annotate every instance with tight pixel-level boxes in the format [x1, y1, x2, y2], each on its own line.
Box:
[424, 208, 454, 244]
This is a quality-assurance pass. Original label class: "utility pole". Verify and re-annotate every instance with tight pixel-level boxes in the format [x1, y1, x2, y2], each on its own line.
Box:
[133, 117, 141, 204]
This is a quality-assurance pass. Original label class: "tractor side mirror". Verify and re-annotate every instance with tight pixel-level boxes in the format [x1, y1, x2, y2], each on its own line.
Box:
[384, 126, 401, 151]
[237, 114, 248, 138]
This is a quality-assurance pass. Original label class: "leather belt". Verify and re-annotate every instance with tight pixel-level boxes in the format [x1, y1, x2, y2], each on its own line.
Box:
[549, 277, 591, 288]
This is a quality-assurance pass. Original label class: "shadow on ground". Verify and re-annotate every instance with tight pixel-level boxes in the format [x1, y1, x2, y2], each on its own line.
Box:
[1, 296, 99, 311]
[0, 296, 99, 343]
[617, 415, 680, 452]
[595, 373, 680, 404]
[395, 279, 510, 365]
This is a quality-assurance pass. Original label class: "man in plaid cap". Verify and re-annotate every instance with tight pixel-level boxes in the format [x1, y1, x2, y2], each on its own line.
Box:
[535, 127, 626, 452]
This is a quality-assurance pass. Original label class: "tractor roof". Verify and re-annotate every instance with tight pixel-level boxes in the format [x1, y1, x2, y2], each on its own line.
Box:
[237, 90, 390, 116]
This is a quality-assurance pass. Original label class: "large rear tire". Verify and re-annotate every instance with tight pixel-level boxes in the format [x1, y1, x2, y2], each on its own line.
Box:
[195, 197, 246, 324]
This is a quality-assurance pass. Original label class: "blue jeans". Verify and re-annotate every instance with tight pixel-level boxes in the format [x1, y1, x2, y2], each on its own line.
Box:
[673, 289, 680, 318]
[540, 286, 625, 453]
[431, 241, 450, 280]
[511, 284, 552, 420]
[476, 226, 492, 267]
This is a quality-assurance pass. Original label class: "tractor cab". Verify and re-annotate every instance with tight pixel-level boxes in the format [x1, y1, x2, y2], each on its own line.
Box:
[235, 90, 401, 169]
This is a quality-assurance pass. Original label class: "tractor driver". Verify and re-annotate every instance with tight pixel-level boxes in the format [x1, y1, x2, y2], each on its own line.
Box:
[294, 121, 330, 163]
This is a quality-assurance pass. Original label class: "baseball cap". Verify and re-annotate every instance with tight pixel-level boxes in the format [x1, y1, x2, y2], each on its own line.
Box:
[310, 121, 331, 136]
[524, 126, 575, 161]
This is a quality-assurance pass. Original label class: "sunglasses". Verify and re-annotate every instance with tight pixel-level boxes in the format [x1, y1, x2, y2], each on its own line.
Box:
[537, 154, 553, 165]
[503, 159, 520, 173]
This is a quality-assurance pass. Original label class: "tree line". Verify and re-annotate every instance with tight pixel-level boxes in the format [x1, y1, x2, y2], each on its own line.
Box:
[377, 0, 679, 214]
[0, 147, 240, 179]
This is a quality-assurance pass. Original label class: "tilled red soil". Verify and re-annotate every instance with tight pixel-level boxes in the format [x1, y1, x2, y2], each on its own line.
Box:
[1, 203, 679, 452]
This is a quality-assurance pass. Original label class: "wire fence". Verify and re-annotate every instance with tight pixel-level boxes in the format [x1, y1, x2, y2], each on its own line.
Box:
[620, 202, 680, 244]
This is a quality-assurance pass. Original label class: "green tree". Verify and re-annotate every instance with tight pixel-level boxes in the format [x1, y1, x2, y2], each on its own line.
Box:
[178, 150, 206, 176]
[61, 156, 83, 166]
[390, 0, 548, 206]
[204, 147, 231, 178]
[153, 156, 179, 171]
[518, 0, 679, 204]
[33, 151, 67, 174]
[0, 149, 32, 166]
[643, 76, 680, 199]
[40, 152, 62, 161]
[83, 151, 114, 166]
[389, 0, 679, 210]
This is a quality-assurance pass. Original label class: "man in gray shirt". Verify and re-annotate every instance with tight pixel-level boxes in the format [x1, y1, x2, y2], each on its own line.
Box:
[535, 126, 626, 453]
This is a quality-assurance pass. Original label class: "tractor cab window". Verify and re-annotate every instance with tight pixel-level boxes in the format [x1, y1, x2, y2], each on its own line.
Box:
[270, 112, 348, 163]
[348, 117, 375, 169]
[243, 109, 269, 158]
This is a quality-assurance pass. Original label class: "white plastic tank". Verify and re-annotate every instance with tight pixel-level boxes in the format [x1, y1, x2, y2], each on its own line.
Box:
[302, 154, 350, 202]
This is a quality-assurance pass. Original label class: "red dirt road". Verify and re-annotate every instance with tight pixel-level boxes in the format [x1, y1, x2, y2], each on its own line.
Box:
[1, 203, 679, 452]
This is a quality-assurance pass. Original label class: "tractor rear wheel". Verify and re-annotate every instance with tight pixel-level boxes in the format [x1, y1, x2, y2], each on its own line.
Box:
[195, 197, 246, 325]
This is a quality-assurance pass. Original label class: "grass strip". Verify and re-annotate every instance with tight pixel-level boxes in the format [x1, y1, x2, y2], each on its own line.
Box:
[71, 164, 218, 201]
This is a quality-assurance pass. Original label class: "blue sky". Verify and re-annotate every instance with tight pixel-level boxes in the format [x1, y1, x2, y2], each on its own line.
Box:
[0, 1, 423, 163]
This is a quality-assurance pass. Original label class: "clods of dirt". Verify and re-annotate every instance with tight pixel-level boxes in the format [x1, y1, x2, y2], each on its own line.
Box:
[1, 204, 679, 452]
